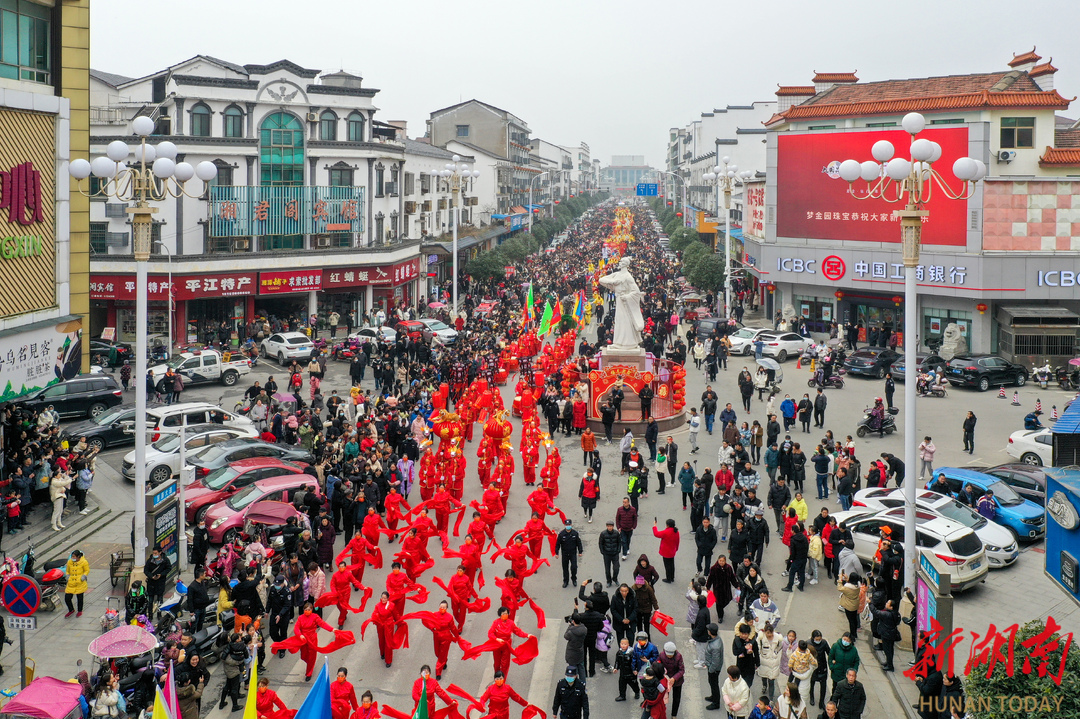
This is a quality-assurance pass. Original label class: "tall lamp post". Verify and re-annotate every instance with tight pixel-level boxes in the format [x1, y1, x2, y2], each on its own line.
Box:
[69, 116, 218, 566]
[703, 158, 755, 319]
[434, 156, 481, 316]
[836, 112, 984, 592]
[528, 170, 550, 234]
[651, 170, 689, 227]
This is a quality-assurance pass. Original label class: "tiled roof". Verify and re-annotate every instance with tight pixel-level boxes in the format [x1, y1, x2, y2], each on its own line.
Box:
[776, 86, 816, 96]
[773, 90, 1071, 124]
[1055, 128, 1080, 148]
[1030, 61, 1058, 78]
[90, 69, 133, 87]
[1039, 147, 1080, 166]
[801, 71, 1041, 106]
[1009, 48, 1042, 67]
[203, 55, 249, 76]
[812, 72, 858, 83]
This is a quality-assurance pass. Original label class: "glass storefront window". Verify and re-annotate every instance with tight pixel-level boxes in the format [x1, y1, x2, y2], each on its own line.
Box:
[794, 295, 835, 333]
[118, 307, 168, 343]
[923, 308, 971, 349]
[0, 0, 50, 84]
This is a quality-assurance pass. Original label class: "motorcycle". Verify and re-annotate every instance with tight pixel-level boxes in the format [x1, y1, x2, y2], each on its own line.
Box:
[1034, 364, 1053, 389]
[1056, 364, 1080, 391]
[916, 374, 948, 398]
[856, 406, 897, 438]
[241, 339, 259, 367]
[807, 367, 845, 389]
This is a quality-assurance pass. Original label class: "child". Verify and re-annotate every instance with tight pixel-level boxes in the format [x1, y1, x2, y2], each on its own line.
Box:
[806, 525, 823, 586]
[5, 490, 20, 534]
[614, 638, 640, 702]
[655, 448, 667, 489]
[748, 695, 777, 719]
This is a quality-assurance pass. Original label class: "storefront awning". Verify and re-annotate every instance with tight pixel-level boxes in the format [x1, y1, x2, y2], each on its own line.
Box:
[491, 214, 509, 219]
[526, 204, 544, 210]
[510, 206, 527, 214]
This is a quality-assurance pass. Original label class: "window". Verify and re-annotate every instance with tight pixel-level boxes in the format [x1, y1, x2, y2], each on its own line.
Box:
[328, 167, 353, 187]
[209, 162, 233, 187]
[0, 0, 50, 83]
[189, 103, 212, 137]
[375, 215, 384, 241]
[260, 112, 304, 186]
[404, 172, 415, 196]
[90, 222, 108, 254]
[347, 112, 365, 142]
[808, 125, 836, 131]
[375, 167, 385, 197]
[456, 125, 470, 138]
[223, 106, 243, 138]
[930, 118, 963, 125]
[1000, 117, 1035, 149]
[866, 122, 896, 128]
[319, 111, 337, 141]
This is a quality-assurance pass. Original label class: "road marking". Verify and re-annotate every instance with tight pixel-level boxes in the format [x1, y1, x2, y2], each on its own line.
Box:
[526, 623, 561, 708]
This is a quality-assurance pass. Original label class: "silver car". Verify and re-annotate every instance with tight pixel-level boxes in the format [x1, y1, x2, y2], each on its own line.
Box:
[418, 318, 458, 345]
[260, 331, 315, 365]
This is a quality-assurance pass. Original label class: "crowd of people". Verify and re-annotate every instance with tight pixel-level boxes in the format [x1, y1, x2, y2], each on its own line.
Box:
[71, 198, 970, 719]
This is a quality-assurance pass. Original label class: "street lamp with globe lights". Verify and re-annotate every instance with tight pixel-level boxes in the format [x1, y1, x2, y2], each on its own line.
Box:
[834, 111, 984, 592]
[69, 115, 217, 568]
[431, 155, 480, 315]
[703, 158, 755, 319]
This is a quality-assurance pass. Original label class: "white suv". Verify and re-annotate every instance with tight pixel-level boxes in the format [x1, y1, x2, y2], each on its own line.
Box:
[261, 331, 315, 365]
[122, 423, 258, 486]
[834, 508, 989, 592]
[146, 402, 255, 441]
[728, 327, 772, 356]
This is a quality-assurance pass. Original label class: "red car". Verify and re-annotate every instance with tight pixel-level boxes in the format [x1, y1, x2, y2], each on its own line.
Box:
[185, 458, 309, 524]
[204, 474, 323, 544]
[394, 320, 426, 341]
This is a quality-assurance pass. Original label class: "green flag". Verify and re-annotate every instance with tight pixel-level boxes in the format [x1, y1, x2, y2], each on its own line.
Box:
[537, 300, 554, 336]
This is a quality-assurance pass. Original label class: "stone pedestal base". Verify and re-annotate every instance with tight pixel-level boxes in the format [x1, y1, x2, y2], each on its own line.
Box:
[588, 347, 686, 436]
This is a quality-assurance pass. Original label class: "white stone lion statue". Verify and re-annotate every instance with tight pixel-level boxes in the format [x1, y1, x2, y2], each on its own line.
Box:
[938, 323, 967, 360]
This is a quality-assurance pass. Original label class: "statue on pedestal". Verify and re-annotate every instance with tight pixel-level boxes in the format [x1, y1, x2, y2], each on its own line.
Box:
[598, 257, 645, 351]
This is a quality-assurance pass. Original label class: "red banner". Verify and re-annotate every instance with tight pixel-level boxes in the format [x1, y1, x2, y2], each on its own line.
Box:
[259, 270, 323, 295]
[90, 272, 256, 300]
[323, 259, 421, 288]
[776, 127, 969, 246]
[587, 365, 654, 417]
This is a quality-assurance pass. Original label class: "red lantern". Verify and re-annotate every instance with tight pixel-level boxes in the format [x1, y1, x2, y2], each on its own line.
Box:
[766, 283, 776, 293]
[976, 303, 988, 314]
[439, 382, 450, 399]
[834, 291, 844, 299]
[891, 295, 903, 306]
[676, 212, 683, 217]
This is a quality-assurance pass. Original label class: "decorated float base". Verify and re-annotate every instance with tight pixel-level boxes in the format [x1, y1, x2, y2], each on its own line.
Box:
[585, 348, 688, 435]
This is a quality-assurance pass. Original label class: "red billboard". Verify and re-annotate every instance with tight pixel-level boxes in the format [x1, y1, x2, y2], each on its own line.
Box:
[90, 272, 256, 300]
[776, 127, 969, 246]
[258, 270, 323, 295]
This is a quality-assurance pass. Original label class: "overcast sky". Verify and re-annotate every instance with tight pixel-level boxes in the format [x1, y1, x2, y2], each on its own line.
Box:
[91, 0, 1079, 168]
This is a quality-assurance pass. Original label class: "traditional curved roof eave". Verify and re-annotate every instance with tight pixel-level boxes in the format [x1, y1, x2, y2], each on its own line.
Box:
[1039, 147, 1080, 166]
[763, 90, 1074, 127]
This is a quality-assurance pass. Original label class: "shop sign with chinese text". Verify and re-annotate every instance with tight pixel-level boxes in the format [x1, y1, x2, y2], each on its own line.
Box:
[259, 270, 323, 294]
[89, 272, 257, 300]
[323, 260, 420, 288]
[0, 318, 83, 403]
[209, 186, 365, 237]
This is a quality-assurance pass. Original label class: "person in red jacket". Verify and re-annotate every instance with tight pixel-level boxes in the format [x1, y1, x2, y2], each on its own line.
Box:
[652, 518, 681, 584]
[488, 606, 531, 677]
[322, 560, 366, 629]
[397, 527, 433, 581]
[361, 507, 385, 548]
[572, 398, 588, 434]
[368, 592, 399, 667]
[522, 511, 555, 558]
[293, 603, 334, 680]
[579, 469, 600, 523]
[254, 678, 293, 719]
[330, 667, 359, 719]
[428, 601, 460, 679]
[495, 569, 525, 621]
[447, 565, 480, 631]
[497, 534, 535, 578]
[450, 534, 483, 586]
[385, 562, 420, 619]
[384, 485, 410, 536]
[479, 672, 528, 719]
[411, 666, 456, 713]
[336, 530, 380, 586]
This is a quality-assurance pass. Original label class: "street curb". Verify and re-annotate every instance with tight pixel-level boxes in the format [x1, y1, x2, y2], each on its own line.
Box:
[862, 633, 919, 719]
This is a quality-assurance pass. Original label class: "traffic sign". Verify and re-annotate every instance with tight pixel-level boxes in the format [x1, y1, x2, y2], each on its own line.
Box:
[635, 183, 658, 197]
[1, 575, 41, 617]
[6, 616, 36, 631]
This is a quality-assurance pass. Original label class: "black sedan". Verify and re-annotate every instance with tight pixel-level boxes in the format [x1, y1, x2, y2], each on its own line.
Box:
[889, 353, 947, 382]
[843, 347, 900, 379]
[945, 354, 1028, 392]
[186, 437, 314, 479]
[60, 403, 160, 451]
[968, 463, 1047, 506]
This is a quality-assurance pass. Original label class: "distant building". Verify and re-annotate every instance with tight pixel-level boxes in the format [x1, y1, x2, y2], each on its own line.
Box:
[600, 156, 654, 196]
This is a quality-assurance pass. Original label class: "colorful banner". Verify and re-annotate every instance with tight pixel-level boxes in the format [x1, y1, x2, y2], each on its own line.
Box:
[209, 185, 365, 237]
[0, 318, 82, 402]
[259, 270, 323, 295]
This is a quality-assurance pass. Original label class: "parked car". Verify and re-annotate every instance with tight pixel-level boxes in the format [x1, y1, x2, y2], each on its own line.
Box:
[260, 331, 316, 365]
[945, 354, 1028, 392]
[889, 353, 947, 382]
[759, 332, 813, 362]
[145, 402, 255, 442]
[924, 467, 1046, 542]
[842, 347, 900, 379]
[89, 339, 132, 367]
[728, 327, 772, 356]
[148, 349, 251, 392]
[203, 475, 323, 543]
[21, 374, 123, 419]
[1006, 427, 1053, 466]
[184, 457, 309, 523]
[352, 326, 396, 347]
[970, 463, 1049, 505]
[694, 317, 742, 336]
[832, 508, 988, 592]
[121, 423, 258, 486]
[417, 318, 458, 345]
[186, 438, 314, 480]
[60, 403, 162, 452]
[851, 487, 1018, 568]
[394, 320, 427, 341]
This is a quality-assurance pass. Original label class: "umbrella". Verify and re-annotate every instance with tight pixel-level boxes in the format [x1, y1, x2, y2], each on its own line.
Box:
[88, 624, 158, 658]
[827, 338, 843, 347]
[756, 358, 781, 371]
[1069, 358, 1080, 367]
[427, 301, 446, 309]
[272, 392, 297, 404]
[679, 292, 703, 301]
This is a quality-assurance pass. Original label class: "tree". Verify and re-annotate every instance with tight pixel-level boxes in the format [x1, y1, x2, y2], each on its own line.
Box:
[669, 228, 695, 253]
[963, 619, 1079, 719]
[684, 252, 726, 293]
[465, 252, 507, 283]
[531, 226, 548, 244]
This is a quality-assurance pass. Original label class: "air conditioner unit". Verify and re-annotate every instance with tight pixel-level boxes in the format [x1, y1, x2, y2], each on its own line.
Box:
[404, 201, 416, 215]
[315, 236, 332, 247]
[306, 112, 318, 123]
[997, 150, 1016, 163]
[231, 238, 250, 251]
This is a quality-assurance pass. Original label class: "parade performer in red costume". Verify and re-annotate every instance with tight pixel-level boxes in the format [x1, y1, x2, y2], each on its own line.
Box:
[315, 560, 372, 628]
[385, 561, 428, 618]
[411, 667, 457, 713]
[362, 591, 408, 668]
[462, 606, 536, 678]
[361, 506, 386, 548]
[526, 487, 566, 526]
[412, 483, 466, 536]
[270, 601, 354, 681]
[400, 601, 465, 680]
[352, 691, 380, 719]
[384, 484, 411, 536]
[335, 530, 381, 585]
[476, 673, 532, 719]
[491, 534, 535, 578]
[255, 678, 295, 719]
[331, 668, 359, 719]
[444, 534, 484, 587]
[433, 564, 489, 631]
[522, 511, 557, 558]
[395, 527, 435, 580]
